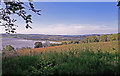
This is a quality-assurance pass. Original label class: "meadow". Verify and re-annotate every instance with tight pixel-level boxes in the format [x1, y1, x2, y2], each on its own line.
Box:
[2, 41, 120, 75]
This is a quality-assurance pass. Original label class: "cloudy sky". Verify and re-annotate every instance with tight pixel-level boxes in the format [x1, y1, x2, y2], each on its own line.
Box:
[0, 2, 118, 35]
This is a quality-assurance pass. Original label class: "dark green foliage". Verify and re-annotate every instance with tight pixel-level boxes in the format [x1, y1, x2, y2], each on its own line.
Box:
[117, 1, 120, 7]
[5, 45, 14, 51]
[2, 50, 120, 75]
[2, 56, 40, 75]
[83, 36, 99, 43]
[1, 0, 41, 33]
[61, 41, 67, 45]
[34, 42, 43, 48]
[82, 34, 118, 43]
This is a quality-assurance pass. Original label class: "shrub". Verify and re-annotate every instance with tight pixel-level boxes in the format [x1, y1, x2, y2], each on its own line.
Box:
[5, 45, 14, 51]
[61, 41, 67, 45]
[73, 40, 79, 44]
[34, 42, 43, 48]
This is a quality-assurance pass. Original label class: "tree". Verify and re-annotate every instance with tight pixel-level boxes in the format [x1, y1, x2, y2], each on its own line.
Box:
[34, 42, 43, 48]
[83, 36, 99, 43]
[117, 0, 120, 7]
[5, 45, 14, 51]
[0, 0, 41, 33]
[62, 41, 67, 45]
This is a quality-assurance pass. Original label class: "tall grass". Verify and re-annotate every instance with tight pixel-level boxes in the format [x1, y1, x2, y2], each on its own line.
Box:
[2, 41, 118, 58]
[2, 41, 120, 75]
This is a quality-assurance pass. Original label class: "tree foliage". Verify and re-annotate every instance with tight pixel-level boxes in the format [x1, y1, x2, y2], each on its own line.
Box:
[0, 0, 41, 33]
[82, 34, 118, 43]
[5, 45, 14, 51]
[117, 0, 120, 7]
[82, 36, 99, 43]
[34, 42, 43, 48]
[61, 41, 67, 45]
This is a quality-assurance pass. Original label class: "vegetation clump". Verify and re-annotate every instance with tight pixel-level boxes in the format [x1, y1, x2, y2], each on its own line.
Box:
[34, 42, 43, 48]
[5, 45, 14, 51]
[2, 49, 120, 75]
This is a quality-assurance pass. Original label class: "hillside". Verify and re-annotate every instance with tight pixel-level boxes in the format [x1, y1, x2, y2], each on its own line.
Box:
[1, 34, 101, 41]
[2, 41, 118, 59]
[2, 41, 120, 75]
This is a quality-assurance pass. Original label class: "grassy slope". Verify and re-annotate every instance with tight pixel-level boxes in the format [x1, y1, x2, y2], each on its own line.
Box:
[2, 41, 120, 75]
[3, 41, 118, 58]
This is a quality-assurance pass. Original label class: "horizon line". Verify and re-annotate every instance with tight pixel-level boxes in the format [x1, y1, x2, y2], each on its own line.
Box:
[0, 33, 118, 36]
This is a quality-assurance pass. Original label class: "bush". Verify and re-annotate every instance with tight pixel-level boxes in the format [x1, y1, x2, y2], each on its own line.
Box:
[5, 45, 14, 51]
[34, 42, 43, 48]
[73, 40, 79, 44]
[61, 41, 67, 45]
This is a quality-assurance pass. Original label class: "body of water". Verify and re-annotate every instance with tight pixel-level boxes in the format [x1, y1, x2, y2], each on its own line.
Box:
[0, 38, 61, 50]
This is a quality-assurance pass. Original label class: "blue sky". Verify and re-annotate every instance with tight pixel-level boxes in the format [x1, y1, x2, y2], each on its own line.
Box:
[15, 0, 116, 2]
[0, 2, 118, 35]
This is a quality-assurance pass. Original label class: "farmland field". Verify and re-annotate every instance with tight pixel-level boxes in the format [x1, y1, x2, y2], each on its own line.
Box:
[2, 41, 120, 75]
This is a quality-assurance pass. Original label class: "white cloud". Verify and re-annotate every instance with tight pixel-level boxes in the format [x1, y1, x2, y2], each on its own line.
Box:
[0, 27, 5, 34]
[15, 24, 118, 35]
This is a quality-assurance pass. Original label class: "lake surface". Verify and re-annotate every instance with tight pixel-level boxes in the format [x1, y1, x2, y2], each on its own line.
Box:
[0, 38, 61, 50]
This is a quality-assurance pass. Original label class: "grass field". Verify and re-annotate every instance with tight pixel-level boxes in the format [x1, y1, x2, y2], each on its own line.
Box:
[2, 41, 120, 75]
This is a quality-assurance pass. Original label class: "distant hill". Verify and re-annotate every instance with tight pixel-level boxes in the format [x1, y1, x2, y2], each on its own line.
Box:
[0, 34, 101, 41]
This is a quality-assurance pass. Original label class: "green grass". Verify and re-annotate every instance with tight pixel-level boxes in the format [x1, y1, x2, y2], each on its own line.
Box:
[2, 49, 120, 75]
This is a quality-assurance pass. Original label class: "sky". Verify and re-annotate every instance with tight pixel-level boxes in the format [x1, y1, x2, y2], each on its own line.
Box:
[0, 2, 118, 35]
[4, 0, 116, 2]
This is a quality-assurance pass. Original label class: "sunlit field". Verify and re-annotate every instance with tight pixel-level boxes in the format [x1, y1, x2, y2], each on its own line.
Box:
[2, 41, 120, 75]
